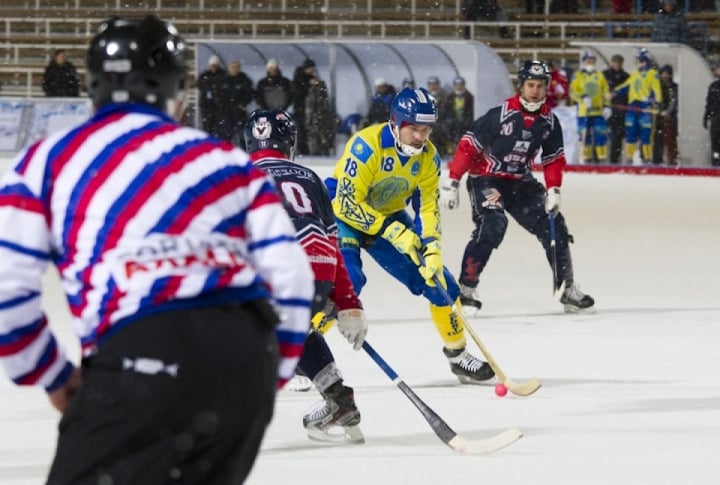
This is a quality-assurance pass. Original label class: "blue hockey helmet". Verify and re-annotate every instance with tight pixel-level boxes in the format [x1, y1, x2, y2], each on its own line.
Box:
[390, 87, 437, 127]
[244, 109, 297, 160]
[635, 47, 652, 64]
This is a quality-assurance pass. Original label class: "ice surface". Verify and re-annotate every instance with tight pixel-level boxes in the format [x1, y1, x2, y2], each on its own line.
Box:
[1, 167, 719, 485]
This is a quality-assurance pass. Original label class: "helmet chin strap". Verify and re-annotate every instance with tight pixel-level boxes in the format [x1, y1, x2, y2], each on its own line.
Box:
[391, 122, 424, 156]
[519, 95, 546, 113]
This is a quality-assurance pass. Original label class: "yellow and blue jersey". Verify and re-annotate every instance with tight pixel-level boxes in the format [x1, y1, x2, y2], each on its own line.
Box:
[331, 122, 442, 242]
[569, 69, 609, 117]
[615, 67, 663, 105]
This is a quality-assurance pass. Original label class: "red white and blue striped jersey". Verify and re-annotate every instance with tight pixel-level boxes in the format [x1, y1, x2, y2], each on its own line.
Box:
[0, 103, 313, 391]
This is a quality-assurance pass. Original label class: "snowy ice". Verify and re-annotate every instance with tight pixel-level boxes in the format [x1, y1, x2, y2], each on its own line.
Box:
[1, 165, 719, 485]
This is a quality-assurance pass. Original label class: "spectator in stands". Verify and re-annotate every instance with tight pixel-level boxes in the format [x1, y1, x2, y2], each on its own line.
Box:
[525, 0, 544, 13]
[651, 0, 689, 43]
[547, 60, 569, 109]
[613, 0, 633, 13]
[293, 58, 319, 155]
[549, 0, 578, 13]
[42, 49, 80, 97]
[603, 54, 630, 164]
[653, 64, 679, 165]
[460, 0, 504, 39]
[642, 0, 660, 12]
[365, 77, 396, 126]
[255, 58, 293, 112]
[445, 76, 474, 147]
[702, 62, 720, 166]
[427, 76, 451, 158]
[197, 54, 228, 139]
[224, 59, 254, 148]
[304, 65, 336, 156]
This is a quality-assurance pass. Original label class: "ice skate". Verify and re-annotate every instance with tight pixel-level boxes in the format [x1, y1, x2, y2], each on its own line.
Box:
[459, 285, 482, 317]
[443, 347, 496, 385]
[560, 282, 595, 313]
[303, 382, 364, 444]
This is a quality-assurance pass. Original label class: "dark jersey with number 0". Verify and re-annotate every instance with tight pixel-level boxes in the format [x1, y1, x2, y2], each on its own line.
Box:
[252, 151, 361, 312]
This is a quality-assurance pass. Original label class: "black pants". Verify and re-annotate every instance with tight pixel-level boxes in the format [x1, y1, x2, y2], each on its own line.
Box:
[711, 119, 720, 167]
[608, 115, 626, 164]
[459, 175, 574, 288]
[47, 301, 278, 485]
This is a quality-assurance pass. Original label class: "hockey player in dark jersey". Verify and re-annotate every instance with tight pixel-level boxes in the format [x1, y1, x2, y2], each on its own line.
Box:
[440, 60, 595, 315]
[245, 109, 367, 444]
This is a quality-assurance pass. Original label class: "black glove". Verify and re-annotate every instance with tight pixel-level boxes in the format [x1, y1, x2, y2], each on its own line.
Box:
[703, 117, 709, 130]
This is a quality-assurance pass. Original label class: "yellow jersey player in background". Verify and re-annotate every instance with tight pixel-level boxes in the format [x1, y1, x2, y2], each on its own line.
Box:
[324, 87, 494, 384]
[570, 51, 611, 163]
[607, 47, 663, 164]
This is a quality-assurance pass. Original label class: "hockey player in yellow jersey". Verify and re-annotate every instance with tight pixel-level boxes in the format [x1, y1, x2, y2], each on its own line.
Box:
[324, 87, 495, 385]
[570, 51, 611, 163]
[608, 47, 663, 164]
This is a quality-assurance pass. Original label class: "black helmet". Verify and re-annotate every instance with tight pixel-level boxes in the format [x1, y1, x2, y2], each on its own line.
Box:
[244, 109, 298, 159]
[86, 15, 188, 110]
[518, 60, 551, 85]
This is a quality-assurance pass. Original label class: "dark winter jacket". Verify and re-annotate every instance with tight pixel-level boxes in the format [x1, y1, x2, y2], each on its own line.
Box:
[704, 79, 720, 123]
[651, 9, 689, 44]
[255, 72, 293, 111]
[225, 71, 254, 124]
[305, 80, 335, 155]
[292, 68, 315, 118]
[42, 60, 80, 97]
[659, 79, 679, 121]
[603, 67, 630, 120]
[197, 68, 227, 112]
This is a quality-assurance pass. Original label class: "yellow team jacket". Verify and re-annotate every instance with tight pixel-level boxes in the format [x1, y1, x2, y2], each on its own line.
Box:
[614, 67, 663, 105]
[332, 122, 442, 241]
[569, 69, 609, 117]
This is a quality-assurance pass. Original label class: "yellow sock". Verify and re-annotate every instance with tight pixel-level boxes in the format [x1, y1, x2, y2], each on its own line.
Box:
[595, 145, 607, 161]
[625, 144, 636, 160]
[641, 144, 653, 161]
[582, 145, 592, 160]
[430, 301, 466, 350]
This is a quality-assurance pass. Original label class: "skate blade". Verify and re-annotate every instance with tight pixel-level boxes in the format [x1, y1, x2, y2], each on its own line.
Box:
[456, 375, 498, 386]
[563, 304, 597, 314]
[285, 375, 313, 392]
[307, 425, 365, 444]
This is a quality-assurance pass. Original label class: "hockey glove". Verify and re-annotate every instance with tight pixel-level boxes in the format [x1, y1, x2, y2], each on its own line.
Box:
[439, 179, 460, 210]
[381, 221, 421, 265]
[419, 241, 446, 288]
[545, 187, 561, 215]
[582, 96, 593, 109]
[602, 106, 612, 120]
[337, 308, 367, 351]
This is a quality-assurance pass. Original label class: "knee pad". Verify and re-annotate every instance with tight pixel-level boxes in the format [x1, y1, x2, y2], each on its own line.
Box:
[473, 210, 507, 250]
